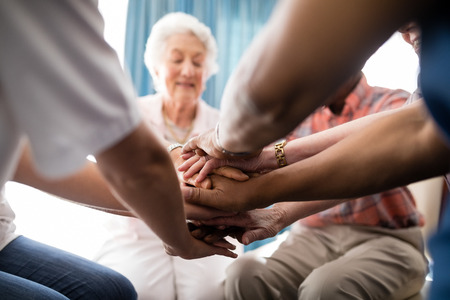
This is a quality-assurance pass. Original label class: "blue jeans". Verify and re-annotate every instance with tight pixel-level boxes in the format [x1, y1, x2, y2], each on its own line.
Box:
[0, 236, 137, 299]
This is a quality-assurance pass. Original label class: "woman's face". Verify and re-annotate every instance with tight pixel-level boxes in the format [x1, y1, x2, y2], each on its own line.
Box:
[156, 33, 207, 102]
[399, 22, 421, 55]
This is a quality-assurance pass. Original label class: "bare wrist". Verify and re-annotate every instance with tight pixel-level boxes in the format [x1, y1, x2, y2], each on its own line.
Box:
[167, 145, 183, 165]
[272, 203, 293, 229]
[260, 146, 278, 171]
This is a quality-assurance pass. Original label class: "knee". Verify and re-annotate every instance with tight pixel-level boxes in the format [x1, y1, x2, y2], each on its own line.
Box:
[227, 255, 265, 280]
[87, 269, 137, 300]
[299, 268, 360, 300]
[225, 255, 267, 300]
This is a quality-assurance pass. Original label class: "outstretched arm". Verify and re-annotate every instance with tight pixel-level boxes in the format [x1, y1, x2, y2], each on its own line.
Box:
[15, 123, 238, 259]
[183, 103, 450, 212]
[13, 140, 236, 221]
[13, 143, 132, 216]
[196, 200, 346, 245]
[180, 101, 420, 183]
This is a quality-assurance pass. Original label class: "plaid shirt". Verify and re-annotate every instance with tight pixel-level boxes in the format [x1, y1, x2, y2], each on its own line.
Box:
[291, 75, 424, 229]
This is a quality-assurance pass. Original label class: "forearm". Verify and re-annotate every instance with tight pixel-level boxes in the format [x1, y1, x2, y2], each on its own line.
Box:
[283, 103, 419, 164]
[273, 200, 348, 227]
[12, 144, 133, 216]
[96, 122, 193, 252]
[218, 0, 422, 153]
[248, 107, 404, 172]
[249, 104, 450, 208]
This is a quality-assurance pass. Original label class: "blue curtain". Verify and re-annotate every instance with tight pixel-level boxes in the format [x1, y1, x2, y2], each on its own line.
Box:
[124, 0, 277, 109]
[124, 0, 282, 251]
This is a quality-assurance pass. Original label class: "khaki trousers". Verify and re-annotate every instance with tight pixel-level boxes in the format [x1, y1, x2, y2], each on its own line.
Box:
[225, 224, 428, 300]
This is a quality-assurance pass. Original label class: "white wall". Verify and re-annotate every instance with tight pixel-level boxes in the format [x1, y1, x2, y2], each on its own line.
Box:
[363, 32, 419, 93]
[98, 0, 129, 66]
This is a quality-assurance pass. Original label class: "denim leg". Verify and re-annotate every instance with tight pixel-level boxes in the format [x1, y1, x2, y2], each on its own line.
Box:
[0, 270, 69, 300]
[0, 236, 137, 300]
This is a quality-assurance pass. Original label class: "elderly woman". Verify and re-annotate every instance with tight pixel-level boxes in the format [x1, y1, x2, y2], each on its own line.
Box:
[93, 13, 242, 300]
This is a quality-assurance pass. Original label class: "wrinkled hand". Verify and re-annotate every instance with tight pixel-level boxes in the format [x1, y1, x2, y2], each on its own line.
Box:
[194, 206, 287, 245]
[182, 128, 228, 159]
[182, 128, 262, 160]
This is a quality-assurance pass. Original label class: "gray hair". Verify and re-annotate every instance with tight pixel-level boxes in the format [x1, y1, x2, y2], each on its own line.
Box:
[144, 12, 219, 92]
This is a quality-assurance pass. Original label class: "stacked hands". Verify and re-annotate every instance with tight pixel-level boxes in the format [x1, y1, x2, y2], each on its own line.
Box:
[167, 128, 288, 258]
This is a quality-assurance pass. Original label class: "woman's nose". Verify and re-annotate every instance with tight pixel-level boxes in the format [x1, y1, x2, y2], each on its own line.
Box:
[180, 61, 195, 76]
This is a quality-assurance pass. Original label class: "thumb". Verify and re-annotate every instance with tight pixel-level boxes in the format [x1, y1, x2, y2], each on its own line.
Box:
[182, 136, 197, 153]
[241, 228, 269, 245]
[181, 178, 231, 211]
[181, 185, 208, 206]
[181, 185, 196, 202]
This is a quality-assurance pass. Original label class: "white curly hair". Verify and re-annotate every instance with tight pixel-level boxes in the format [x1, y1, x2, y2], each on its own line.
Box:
[144, 12, 219, 92]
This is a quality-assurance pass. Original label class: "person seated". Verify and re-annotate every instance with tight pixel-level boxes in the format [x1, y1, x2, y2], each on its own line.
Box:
[93, 12, 243, 300]
[222, 70, 428, 300]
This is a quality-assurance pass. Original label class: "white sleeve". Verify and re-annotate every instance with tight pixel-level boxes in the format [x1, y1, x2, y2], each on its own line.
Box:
[0, 0, 141, 178]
